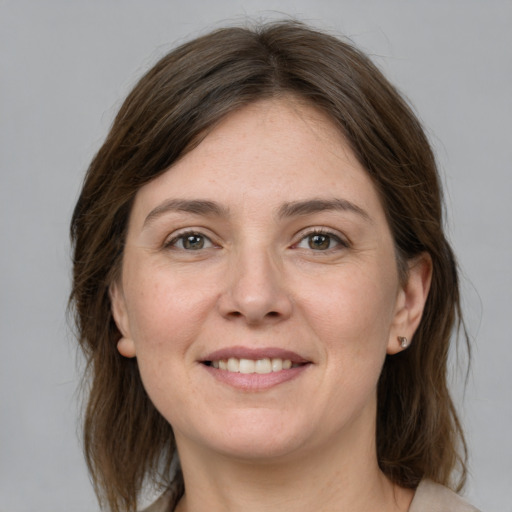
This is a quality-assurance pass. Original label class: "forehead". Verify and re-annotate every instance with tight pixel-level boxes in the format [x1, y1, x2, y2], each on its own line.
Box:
[130, 97, 386, 225]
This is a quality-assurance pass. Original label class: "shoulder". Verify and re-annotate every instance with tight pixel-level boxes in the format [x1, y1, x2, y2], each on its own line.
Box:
[141, 478, 481, 512]
[140, 484, 181, 512]
[139, 490, 173, 512]
[409, 480, 481, 512]
[139, 469, 183, 512]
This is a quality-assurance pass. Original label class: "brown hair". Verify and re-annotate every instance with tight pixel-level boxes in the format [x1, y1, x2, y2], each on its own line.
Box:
[70, 20, 468, 512]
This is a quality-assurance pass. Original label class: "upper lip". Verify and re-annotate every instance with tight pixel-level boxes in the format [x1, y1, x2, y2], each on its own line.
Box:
[202, 346, 310, 364]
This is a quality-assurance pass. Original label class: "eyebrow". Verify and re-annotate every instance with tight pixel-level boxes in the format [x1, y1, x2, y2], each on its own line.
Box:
[143, 197, 371, 229]
[277, 198, 371, 221]
[143, 199, 229, 228]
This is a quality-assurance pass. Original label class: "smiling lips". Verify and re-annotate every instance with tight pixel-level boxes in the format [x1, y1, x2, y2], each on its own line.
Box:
[209, 357, 299, 374]
[202, 347, 310, 389]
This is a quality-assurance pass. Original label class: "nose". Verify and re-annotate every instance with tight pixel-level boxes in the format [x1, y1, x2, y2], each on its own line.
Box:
[217, 246, 293, 325]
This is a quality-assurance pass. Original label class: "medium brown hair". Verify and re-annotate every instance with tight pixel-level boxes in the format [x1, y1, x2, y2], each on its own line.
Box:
[70, 20, 468, 512]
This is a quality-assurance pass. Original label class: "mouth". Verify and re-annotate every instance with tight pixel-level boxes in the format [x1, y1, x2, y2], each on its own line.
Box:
[200, 347, 311, 389]
[203, 357, 304, 374]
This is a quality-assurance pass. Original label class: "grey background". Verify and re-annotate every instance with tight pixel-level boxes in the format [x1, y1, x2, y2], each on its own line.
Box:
[1, 1, 511, 511]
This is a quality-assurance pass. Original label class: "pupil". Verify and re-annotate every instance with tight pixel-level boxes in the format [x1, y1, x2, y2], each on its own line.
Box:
[184, 235, 204, 250]
[309, 234, 329, 250]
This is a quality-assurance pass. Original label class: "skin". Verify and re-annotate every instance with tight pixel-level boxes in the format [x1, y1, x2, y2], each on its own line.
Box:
[110, 98, 431, 512]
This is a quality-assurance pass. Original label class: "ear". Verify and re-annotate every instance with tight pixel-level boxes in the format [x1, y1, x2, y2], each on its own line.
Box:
[109, 281, 137, 358]
[387, 253, 432, 355]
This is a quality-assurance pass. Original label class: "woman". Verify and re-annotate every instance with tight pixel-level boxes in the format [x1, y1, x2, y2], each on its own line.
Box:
[70, 21, 480, 512]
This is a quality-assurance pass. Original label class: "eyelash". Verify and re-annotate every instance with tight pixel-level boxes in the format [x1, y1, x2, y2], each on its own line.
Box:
[164, 228, 349, 252]
[164, 230, 215, 251]
[294, 229, 349, 251]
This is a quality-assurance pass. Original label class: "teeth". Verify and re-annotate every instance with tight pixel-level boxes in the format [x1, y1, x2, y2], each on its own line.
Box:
[255, 358, 271, 374]
[239, 358, 255, 374]
[210, 357, 297, 374]
[271, 358, 282, 372]
[227, 357, 239, 372]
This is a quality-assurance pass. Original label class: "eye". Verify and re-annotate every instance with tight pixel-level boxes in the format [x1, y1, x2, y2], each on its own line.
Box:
[166, 232, 214, 250]
[295, 231, 347, 251]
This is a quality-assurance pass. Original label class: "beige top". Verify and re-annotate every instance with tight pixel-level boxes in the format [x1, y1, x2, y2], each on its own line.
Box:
[409, 480, 481, 512]
[142, 479, 481, 512]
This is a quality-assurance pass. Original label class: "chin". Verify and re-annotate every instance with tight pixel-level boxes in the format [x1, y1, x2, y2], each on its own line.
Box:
[211, 434, 307, 462]
[177, 408, 314, 462]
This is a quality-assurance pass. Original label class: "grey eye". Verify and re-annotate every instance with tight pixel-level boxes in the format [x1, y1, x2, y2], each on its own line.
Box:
[295, 231, 347, 251]
[169, 233, 214, 250]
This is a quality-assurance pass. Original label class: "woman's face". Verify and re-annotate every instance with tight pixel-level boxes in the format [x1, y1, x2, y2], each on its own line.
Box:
[111, 98, 429, 463]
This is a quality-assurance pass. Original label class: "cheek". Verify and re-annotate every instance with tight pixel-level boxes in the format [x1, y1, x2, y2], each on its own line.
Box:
[123, 264, 217, 356]
[122, 268, 215, 420]
[299, 264, 398, 346]
[296, 263, 398, 402]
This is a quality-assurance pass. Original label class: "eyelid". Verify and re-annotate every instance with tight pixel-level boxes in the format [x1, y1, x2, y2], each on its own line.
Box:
[163, 228, 218, 250]
[292, 227, 350, 250]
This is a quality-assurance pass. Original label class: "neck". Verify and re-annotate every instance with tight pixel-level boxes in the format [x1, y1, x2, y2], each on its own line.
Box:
[174, 418, 413, 512]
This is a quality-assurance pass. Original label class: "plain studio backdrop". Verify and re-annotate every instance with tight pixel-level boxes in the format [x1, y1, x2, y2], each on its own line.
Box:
[1, 1, 511, 511]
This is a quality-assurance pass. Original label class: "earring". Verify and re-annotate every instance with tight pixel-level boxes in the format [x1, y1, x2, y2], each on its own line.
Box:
[398, 336, 408, 348]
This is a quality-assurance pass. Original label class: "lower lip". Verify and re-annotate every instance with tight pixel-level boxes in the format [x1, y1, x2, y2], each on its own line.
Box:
[201, 364, 310, 391]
